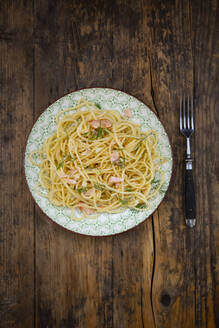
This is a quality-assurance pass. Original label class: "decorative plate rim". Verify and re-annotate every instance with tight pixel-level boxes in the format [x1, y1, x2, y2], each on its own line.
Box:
[24, 87, 173, 236]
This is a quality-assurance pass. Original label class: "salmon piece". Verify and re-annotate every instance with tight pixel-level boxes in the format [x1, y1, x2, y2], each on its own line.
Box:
[110, 150, 120, 163]
[101, 119, 112, 128]
[89, 120, 101, 129]
[109, 176, 123, 184]
[124, 108, 132, 118]
[78, 204, 95, 215]
[64, 178, 77, 185]
[89, 119, 112, 129]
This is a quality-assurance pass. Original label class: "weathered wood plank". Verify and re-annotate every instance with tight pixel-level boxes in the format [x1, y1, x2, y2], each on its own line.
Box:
[146, 0, 219, 327]
[146, 0, 196, 326]
[0, 1, 34, 327]
[34, 1, 114, 327]
[110, 1, 156, 327]
[191, 1, 219, 326]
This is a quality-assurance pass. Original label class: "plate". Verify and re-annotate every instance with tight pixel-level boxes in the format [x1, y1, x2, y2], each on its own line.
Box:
[24, 88, 172, 236]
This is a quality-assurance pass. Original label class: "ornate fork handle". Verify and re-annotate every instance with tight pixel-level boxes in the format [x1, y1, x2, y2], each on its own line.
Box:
[180, 96, 196, 228]
[185, 157, 196, 227]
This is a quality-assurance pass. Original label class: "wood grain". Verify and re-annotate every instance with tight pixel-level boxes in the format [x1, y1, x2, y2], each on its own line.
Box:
[34, 2, 114, 327]
[145, 1, 219, 327]
[0, 1, 34, 327]
[146, 2, 196, 327]
[0, 0, 218, 327]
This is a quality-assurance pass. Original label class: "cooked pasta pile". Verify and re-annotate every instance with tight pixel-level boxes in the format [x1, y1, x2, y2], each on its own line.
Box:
[29, 98, 165, 220]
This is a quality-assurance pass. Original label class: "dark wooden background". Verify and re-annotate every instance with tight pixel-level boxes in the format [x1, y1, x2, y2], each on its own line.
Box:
[0, 0, 218, 327]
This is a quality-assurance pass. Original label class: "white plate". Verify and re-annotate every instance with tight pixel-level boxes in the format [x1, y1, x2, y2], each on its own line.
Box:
[24, 88, 172, 236]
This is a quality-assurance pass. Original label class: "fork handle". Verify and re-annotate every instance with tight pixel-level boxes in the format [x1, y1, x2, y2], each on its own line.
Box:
[185, 163, 196, 227]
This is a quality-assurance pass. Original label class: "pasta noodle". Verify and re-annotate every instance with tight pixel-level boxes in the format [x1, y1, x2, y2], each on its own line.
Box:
[29, 98, 166, 220]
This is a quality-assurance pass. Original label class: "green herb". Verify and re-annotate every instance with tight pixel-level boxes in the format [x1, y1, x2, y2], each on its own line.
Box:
[89, 127, 109, 140]
[136, 203, 148, 209]
[56, 161, 65, 170]
[152, 179, 160, 185]
[97, 127, 103, 138]
[56, 153, 74, 170]
[97, 127, 109, 138]
[135, 133, 153, 151]
[118, 197, 129, 205]
[126, 187, 132, 192]
[151, 176, 160, 188]
[95, 103, 101, 109]
[82, 132, 89, 136]
[117, 157, 126, 168]
[94, 183, 105, 191]
[135, 140, 143, 151]
[89, 131, 97, 140]
[102, 128, 109, 135]
[76, 187, 88, 194]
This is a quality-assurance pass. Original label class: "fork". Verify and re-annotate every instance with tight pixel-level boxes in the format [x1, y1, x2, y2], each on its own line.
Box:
[180, 95, 196, 227]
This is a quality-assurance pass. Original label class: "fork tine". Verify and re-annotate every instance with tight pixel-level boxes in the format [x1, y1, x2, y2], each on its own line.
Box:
[191, 96, 194, 130]
[183, 95, 186, 128]
[180, 96, 182, 130]
[187, 95, 190, 129]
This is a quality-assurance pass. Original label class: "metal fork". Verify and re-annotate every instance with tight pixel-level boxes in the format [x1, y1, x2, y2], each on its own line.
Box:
[180, 95, 196, 227]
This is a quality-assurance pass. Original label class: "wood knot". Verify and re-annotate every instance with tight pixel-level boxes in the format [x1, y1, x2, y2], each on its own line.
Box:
[160, 293, 171, 306]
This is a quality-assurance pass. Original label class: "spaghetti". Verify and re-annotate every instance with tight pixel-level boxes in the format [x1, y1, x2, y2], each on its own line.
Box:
[29, 98, 166, 220]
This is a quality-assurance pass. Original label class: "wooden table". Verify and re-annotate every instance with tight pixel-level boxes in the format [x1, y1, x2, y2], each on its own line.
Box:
[1, 1, 218, 327]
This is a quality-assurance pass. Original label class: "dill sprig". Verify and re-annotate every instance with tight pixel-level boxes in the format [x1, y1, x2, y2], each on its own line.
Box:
[89, 127, 109, 140]
[136, 203, 147, 209]
[76, 187, 88, 194]
[94, 183, 105, 191]
[135, 133, 153, 151]
[117, 157, 126, 168]
[56, 153, 74, 170]
[118, 197, 129, 205]
[95, 103, 102, 109]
